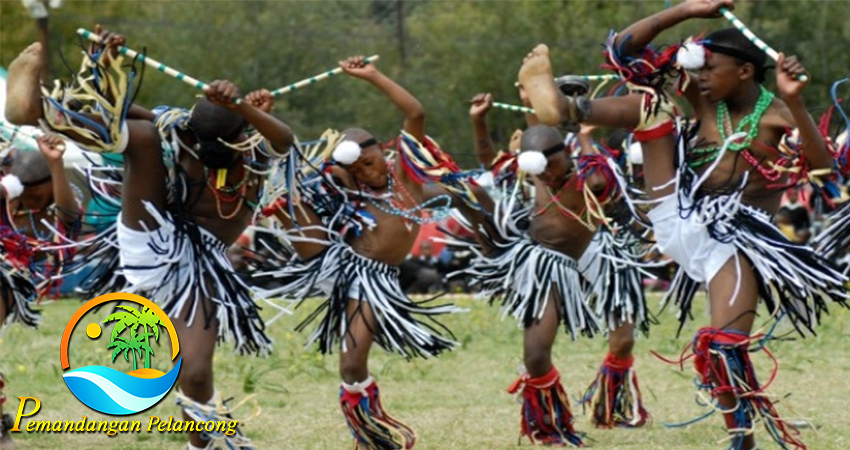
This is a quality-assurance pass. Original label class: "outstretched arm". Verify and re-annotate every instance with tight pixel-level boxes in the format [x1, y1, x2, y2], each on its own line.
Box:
[37, 135, 81, 225]
[422, 183, 499, 255]
[614, 0, 733, 55]
[469, 93, 497, 167]
[340, 55, 425, 143]
[204, 81, 294, 155]
[776, 54, 831, 170]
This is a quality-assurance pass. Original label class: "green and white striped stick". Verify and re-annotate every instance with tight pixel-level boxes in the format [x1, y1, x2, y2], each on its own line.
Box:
[719, 8, 808, 82]
[492, 102, 535, 114]
[269, 55, 380, 97]
[579, 74, 620, 82]
[0, 120, 39, 150]
[77, 28, 212, 91]
[514, 74, 619, 87]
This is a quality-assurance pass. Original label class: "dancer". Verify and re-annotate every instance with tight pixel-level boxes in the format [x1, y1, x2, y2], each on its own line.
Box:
[6, 28, 294, 449]
[519, 0, 847, 448]
[259, 55, 470, 450]
[469, 89, 650, 433]
[0, 134, 79, 446]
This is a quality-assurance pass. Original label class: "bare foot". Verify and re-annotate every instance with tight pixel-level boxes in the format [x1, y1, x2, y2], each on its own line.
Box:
[6, 42, 45, 126]
[518, 44, 567, 126]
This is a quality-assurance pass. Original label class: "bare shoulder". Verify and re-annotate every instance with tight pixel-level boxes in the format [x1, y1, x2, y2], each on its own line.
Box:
[126, 119, 161, 150]
[764, 96, 796, 129]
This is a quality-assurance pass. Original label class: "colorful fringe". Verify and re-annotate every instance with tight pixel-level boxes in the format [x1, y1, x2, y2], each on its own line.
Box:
[41, 43, 136, 153]
[657, 328, 807, 450]
[176, 389, 258, 450]
[340, 377, 416, 450]
[397, 131, 481, 210]
[602, 32, 697, 96]
[506, 366, 585, 447]
[580, 353, 648, 428]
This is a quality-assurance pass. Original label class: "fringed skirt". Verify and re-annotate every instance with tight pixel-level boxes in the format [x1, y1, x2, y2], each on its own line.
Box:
[256, 243, 461, 359]
[649, 191, 848, 336]
[467, 237, 601, 339]
[117, 204, 271, 355]
[578, 228, 651, 335]
[0, 259, 40, 328]
[813, 200, 850, 267]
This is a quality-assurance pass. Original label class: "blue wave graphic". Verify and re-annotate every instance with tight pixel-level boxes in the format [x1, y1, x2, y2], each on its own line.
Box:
[63, 358, 182, 415]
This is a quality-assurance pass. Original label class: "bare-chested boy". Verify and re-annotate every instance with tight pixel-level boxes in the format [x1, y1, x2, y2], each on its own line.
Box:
[259, 56, 466, 450]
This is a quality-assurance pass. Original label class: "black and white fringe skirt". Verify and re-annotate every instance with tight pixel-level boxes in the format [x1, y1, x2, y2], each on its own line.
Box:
[813, 200, 850, 268]
[256, 243, 461, 359]
[0, 259, 40, 328]
[650, 191, 848, 336]
[117, 204, 271, 355]
[467, 237, 601, 339]
[579, 228, 651, 335]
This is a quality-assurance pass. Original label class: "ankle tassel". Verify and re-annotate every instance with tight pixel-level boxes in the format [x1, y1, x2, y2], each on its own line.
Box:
[340, 376, 416, 450]
[507, 366, 585, 447]
[581, 353, 649, 428]
[175, 390, 258, 449]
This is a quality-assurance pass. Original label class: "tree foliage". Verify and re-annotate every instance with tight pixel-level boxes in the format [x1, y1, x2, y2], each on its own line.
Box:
[2, 0, 848, 167]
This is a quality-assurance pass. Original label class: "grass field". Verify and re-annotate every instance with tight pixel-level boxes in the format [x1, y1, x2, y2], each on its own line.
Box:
[1, 294, 849, 450]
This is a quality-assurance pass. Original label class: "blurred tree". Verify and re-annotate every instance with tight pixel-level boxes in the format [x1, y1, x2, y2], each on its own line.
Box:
[1, 0, 848, 166]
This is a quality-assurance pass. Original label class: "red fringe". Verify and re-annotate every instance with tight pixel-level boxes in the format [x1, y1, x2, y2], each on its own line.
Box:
[655, 328, 808, 450]
[582, 353, 649, 428]
[340, 380, 416, 450]
[507, 367, 585, 447]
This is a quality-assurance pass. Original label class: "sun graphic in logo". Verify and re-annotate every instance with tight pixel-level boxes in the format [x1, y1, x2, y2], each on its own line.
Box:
[60, 293, 182, 415]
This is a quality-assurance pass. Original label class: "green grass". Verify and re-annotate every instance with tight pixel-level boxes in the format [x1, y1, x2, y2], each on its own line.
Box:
[2, 294, 849, 449]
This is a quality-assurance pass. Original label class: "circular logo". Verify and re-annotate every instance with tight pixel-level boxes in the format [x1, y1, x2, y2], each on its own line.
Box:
[60, 293, 182, 416]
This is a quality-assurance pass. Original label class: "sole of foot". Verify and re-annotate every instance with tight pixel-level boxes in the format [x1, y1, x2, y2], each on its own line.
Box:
[6, 42, 45, 126]
[518, 44, 564, 126]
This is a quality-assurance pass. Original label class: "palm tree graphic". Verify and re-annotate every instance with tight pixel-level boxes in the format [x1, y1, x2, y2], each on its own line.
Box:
[103, 305, 166, 371]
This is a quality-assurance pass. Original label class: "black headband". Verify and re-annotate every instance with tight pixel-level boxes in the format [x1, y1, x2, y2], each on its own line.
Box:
[541, 142, 566, 158]
[21, 175, 52, 187]
[358, 138, 379, 149]
[704, 43, 765, 69]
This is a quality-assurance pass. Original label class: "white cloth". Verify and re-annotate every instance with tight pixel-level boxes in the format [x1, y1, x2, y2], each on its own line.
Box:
[647, 194, 737, 284]
[117, 214, 184, 290]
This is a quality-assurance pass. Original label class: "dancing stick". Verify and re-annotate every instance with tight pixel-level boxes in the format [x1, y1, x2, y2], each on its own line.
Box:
[0, 121, 39, 150]
[515, 74, 619, 87]
[269, 55, 380, 97]
[492, 102, 535, 114]
[718, 8, 808, 82]
[578, 74, 620, 82]
[77, 28, 211, 91]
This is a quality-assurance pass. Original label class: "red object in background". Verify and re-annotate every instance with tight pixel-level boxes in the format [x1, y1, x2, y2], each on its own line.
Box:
[411, 221, 447, 257]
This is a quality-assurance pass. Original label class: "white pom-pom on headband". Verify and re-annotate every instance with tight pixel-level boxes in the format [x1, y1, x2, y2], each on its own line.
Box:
[1, 174, 25, 199]
[332, 140, 363, 165]
[517, 141, 567, 175]
[517, 151, 548, 175]
[677, 41, 706, 70]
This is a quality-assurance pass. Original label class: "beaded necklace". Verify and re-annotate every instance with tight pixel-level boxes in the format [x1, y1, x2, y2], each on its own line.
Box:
[531, 171, 597, 232]
[688, 86, 775, 168]
[360, 166, 451, 228]
[6, 201, 52, 241]
[204, 164, 252, 220]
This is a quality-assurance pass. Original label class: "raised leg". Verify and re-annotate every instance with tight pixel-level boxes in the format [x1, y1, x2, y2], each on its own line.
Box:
[5, 43, 44, 126]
